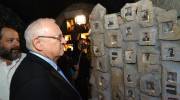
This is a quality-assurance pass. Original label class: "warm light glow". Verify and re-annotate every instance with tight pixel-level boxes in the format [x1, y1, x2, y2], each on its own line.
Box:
[74, 15, 86, 25]
[64, 44, 73, 51]
[64, 35, 71, 41]
[80, 33, 89, 39]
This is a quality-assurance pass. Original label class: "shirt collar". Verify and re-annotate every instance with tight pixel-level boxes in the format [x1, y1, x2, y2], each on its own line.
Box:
[29, 51, 58, 70]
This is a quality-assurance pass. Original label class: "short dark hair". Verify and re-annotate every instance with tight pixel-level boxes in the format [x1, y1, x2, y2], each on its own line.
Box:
[0, 24, 18, 39]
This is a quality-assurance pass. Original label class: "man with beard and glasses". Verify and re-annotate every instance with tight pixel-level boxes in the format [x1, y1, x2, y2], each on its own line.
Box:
[0, 25, 26, 100]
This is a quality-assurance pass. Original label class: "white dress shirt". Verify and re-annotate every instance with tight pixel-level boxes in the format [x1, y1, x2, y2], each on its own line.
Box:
[0, 53, 26, 100]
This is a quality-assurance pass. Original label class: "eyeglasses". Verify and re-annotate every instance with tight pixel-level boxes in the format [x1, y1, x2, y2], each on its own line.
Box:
[37, 35, 63, 42]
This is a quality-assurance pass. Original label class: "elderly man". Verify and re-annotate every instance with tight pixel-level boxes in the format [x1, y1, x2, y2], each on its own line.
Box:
[0, 25, 26, 100]
[10, 18, 82, 100]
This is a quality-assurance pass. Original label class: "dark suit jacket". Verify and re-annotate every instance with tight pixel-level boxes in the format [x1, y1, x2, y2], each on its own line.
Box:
[10, 53, 82, 100]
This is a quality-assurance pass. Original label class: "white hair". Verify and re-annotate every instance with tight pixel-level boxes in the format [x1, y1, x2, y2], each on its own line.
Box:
[24, 18, 56, 50]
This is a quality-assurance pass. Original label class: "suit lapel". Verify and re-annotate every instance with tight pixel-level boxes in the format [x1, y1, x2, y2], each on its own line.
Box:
[28, 53, 80, 96]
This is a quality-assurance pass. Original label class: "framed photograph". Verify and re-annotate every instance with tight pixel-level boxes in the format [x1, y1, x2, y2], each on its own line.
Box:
[120, 21, 139, 41]
[167, 72, 177, 83]
[137, 46, 159, 73]
[104, 13, 119, 29]
[104, 30, 122, 48]
[124, 42, 137, 64]
[126, 88, 135, 100]
[160, 42, 178, 61]
[121, 3, 137, 21]
[162, 62, 180, 98]
[140, 73, 161, 96]
[124, 64, 138, 87]
[157, 9, 178, 40]
[136, 0, 154, 27]
[109, 48, 123, 67]
[139, 27, 157, 46]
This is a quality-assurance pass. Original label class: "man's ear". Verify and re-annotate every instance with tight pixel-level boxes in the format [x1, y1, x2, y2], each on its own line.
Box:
[33, 38, 43, 51]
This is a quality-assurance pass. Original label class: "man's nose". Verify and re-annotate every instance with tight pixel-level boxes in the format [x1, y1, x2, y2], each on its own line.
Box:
[12, 39, 20, 48]
[61, 37, 67, 44]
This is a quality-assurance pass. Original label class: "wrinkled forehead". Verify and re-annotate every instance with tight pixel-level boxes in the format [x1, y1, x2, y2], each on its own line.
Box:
[1, 27, 19, 38]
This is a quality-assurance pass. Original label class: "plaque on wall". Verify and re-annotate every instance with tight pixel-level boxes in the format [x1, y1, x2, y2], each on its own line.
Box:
[125, 87, 138, 100]
[109, 48, 123, 67]
[104, 30, 122, 48]
[91, 34, 105, 57]
[140, 73, 161, 96]
[162, 62, 180, 99]
[160, 41, 180, 61]
[121, 3, 137, 21]
[136, 0, 154, 27]
[124, 64, 138, 87]
[157, 10, 180, 40]
[120, 21, 139, 41]
[104, 13, 119, 29]
[124, 42, 137, 64]
[138, 46, 160, 73]
[138, 27, 157, 46]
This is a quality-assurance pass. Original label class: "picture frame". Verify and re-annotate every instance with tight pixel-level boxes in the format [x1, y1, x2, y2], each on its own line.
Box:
[138, 27, 157, 46]
[162, 62, 180, 99]
[137, 46, 159, 73]
[120, 21, 139, 41]
[157, 9, 179, 40]
[121, 3, 137, 21]
[109, 48, 123, 67]
[124, 64, 138, 87]
[139, 73, 161, 96]
[104, 13, 119, 29]
[136, 0, 154, 27]
[160, 41, 178, 61]
[124, 42, 137, 64]
[104, 30, 122, 48]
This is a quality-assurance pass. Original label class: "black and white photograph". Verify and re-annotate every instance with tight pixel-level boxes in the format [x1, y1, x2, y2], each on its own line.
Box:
[167, 72, 177, 82]
[104, 14, 119, 29]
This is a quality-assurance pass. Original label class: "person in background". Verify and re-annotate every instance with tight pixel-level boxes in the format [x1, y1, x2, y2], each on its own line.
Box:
[74, 38, 91, 100]
[10, 18, 82, 100]
[57, 48, 79, 86]
[0, 24, 26, 100]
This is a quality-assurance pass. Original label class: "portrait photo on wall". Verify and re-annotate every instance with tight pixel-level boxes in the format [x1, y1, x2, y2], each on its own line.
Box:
[162, 21, 173, 33]
[125, 7, 132, 17]
[139, 29, 156, 46]
[141, 10, 149, 22]
[104, 14, 119, 29]
[167, 72, 177, 83]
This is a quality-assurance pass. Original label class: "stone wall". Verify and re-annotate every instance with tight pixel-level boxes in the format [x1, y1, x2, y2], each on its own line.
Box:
[89, 0, 180, 100]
